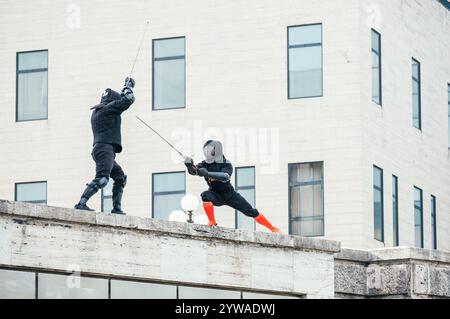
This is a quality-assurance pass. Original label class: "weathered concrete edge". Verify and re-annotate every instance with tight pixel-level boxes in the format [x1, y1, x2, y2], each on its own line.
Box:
[0, 200, 341, 254]
[336, 247, 450, 264]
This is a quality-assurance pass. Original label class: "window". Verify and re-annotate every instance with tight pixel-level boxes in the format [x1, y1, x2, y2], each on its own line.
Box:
[16, 50, 48, 121]
[235, 167, 256, 231]
[447, 84, 450, 147]
[101, 179, 113, 213]
[152, 37, 185, 110]
[111, 280, 177, 299]
[289, 162, 324, 237]
[0, 269, 36, 299]
[414, 187, 423, 248]
[412, 58, 421, 129]
[373, 166, 384, 242]
[15, 181, 47, 204]
[392, 176, 399, 246]
[372, 30, 382, 105]
[38, 273, 108, 299]
[431, 195, 437, 250]
[178, 286, 241, 299]
[288, 24, 323, 99]
[152, 172, 185, 220]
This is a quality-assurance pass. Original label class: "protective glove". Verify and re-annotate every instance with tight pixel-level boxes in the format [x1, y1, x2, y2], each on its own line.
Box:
[122, 87, 135, 103]
[184, 156, 194, 165]
[124, 77, 135, 89]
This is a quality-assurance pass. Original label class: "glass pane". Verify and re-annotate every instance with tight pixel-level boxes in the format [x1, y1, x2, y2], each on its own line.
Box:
[102, 180, 113, 197]
[178, 286, 241, 299]
[17, 71, 48, 121]
[371, 31, 380, 53]
[154, 193, 185, 220]
[0, 269, 35, 299]
[289, 46, 322, 98]
[101, 180, 113, 212]
[111, 280, 176, 299]
[102, 197, 113, 213]
[154, 59, 185, 109]
[414, 187, 423, 248]
[372, 56, 381, 104]
[299, 185, 314, 218]
[236, 188, 255, 231]
[412, 60, 420, 78]
[153, 172, 185, 192]
[154, 38, 185, 58]
[38, 273, 108, 299]
[373, 167, 383, 241]
[18, 51, 47, 70]
[289, 24, 322, 46]
[236, 167, 255, 187]
[16, 182, 47, 203]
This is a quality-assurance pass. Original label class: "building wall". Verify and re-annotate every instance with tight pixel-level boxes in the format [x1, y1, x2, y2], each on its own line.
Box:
[0, 0, 448, 250]
[359, 0, 450, 251]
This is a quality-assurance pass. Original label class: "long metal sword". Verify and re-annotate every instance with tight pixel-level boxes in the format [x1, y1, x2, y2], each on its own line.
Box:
[135, 116, 186, 158]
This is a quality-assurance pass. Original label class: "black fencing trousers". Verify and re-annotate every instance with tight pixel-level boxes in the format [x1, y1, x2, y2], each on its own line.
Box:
[92, 143, 125, 184]
[201, 189, 259, 218]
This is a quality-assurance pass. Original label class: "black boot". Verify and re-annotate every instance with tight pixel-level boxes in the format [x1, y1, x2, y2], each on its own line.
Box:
[111, 183, 125, 215]
[74, 182, 100, 211]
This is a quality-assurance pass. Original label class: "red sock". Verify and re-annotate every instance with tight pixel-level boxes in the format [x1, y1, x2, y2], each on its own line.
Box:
[203, 202, 217, 226]
[254, 213, 280, 233]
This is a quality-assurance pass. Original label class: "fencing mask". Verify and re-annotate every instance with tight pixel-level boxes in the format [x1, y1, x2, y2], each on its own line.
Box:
[203, 140, 224, 164]
[91, 89, 122, 110]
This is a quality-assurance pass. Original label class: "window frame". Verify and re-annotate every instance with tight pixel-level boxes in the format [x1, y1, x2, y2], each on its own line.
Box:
[392, 175, 399, 246]
[14, 181, 48, 204]
[151, 171, 186, 219]
[371, 29, 382, 106]
[431, 195, 437, 250]
[152, 36, 186, 111]
[16, 49, 49, 122]
[414, 186, 424, 248]
[234, 166, 256, 231]
[447, 83, 450, 148]
[412, 58, 422, 130]
[287, 23, 324, 100]
[288, 161, 325, 237]
[373, 165, 384, 242]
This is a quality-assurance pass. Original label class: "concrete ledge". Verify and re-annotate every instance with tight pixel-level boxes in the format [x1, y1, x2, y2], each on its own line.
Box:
[0, 200, 340, 298]
[335, 248, 450, 299]
[0, 200, 340, 253]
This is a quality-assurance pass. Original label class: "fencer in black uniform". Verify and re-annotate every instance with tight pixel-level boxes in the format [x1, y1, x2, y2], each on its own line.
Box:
[184, 140, 280, 233]
[74, 77, 135, 214]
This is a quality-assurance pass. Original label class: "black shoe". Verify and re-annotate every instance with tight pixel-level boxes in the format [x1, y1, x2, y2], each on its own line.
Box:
[111, 208, 125, 215]
[74, 203, 95, 211]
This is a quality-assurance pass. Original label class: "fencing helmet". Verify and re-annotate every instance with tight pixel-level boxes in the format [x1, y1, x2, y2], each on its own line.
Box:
[203, 140, 224, 164]
[91, 89, 122, 110]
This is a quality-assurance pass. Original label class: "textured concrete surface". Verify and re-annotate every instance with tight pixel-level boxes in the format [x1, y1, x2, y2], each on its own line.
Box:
[335, 247, 450, 299]
[0, 200, 340, 298]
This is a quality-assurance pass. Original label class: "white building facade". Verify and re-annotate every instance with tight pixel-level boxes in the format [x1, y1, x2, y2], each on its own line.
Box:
[0, 0, 448, 251]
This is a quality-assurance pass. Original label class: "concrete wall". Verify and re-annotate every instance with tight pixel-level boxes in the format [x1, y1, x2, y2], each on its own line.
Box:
[359, 0, 450, 250]
[335, 247, 450, 298]
[0, 0, 448, 250]
[0, 200, 340, 298]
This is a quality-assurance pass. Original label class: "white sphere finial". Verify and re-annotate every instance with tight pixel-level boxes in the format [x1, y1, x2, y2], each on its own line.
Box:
[181, 194, 199, 212]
